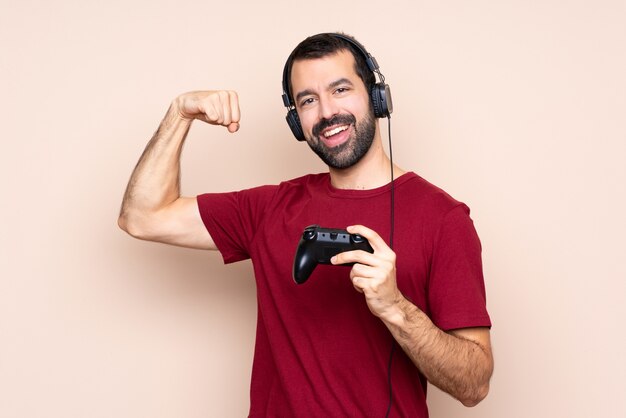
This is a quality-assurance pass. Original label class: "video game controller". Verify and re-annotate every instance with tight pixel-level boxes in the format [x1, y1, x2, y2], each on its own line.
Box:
[292, 224, 374, 284]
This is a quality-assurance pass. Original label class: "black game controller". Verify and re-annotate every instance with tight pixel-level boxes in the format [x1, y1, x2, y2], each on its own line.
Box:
[292, 225, 374, 284]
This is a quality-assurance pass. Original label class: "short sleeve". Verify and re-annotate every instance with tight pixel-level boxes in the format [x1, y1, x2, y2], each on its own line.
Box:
[428, 204, 492, 331]
[197, 185, 278, 264]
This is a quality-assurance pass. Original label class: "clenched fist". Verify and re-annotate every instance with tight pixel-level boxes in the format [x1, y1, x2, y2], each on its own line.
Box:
[174, 90, 241, 133]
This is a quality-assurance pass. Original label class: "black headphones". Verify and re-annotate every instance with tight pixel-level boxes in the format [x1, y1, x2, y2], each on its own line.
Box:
[281, 33, 393, 141]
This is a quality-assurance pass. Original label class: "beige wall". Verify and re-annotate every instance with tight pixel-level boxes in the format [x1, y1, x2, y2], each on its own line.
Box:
[1, 0, 625, 417]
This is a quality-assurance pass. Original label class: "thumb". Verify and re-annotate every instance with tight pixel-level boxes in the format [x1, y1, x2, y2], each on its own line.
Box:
[227, 122, 240, 133]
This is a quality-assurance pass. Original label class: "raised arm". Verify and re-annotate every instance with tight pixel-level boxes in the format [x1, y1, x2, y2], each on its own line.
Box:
[118, 90, 240, 249]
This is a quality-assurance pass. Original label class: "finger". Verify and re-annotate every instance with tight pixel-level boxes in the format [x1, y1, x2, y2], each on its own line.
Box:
[219, 91, 232, 126]
[201, 92, 231, 125]
[352, 281, 364, 293]
[227, 122, 240, 133]
[331, 249, 379, 267]
[200, 98, 222, 124]
[224, 90, 241, 133]
[225, 91, 241, 133]
[346, 224, 391, 254]
[228, 90, 241, 124]
[351, 276, 376, 294]
[349, 263, 379, 280]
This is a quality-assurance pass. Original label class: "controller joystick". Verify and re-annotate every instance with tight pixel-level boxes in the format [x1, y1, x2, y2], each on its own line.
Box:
[292, 225, 374, 284]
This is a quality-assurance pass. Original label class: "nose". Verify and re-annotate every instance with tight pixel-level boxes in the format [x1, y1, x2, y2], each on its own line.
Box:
[318, 95, 339, 121]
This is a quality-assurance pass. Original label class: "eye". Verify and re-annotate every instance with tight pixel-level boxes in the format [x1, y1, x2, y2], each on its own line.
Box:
[299, 97, 316, 107]
[334, 87, 350, 95]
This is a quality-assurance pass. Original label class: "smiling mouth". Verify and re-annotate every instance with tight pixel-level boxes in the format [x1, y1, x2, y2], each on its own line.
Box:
[322, 125, 350, 138]
[312, 114, 356, 141]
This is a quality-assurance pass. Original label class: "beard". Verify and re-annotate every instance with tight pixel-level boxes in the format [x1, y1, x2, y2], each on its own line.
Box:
[306, 110, 377, 169]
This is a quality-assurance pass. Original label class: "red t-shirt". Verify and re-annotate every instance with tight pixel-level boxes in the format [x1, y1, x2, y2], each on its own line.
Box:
[197, 172, 491, 417]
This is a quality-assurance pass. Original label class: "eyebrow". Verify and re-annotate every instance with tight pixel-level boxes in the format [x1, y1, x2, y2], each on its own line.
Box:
[294, 78, 355, 103]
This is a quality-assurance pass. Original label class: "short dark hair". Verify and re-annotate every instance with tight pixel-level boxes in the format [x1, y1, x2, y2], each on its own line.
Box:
[285, 33, 376, 103]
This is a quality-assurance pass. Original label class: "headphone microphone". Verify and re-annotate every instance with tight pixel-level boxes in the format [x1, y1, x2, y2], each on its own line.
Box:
[281, 33, 393, 141]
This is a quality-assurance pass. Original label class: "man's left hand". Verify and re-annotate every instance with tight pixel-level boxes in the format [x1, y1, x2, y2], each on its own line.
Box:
[331, 225, 404, 318]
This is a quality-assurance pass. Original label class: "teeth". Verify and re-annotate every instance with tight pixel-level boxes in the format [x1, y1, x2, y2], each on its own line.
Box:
[323, 125, 348, 138]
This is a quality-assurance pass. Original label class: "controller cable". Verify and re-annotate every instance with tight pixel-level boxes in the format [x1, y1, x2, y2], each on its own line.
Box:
[384, 114, 396, 418]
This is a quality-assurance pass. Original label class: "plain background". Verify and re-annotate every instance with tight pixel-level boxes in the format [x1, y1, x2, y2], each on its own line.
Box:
[1, 0, 625, 417]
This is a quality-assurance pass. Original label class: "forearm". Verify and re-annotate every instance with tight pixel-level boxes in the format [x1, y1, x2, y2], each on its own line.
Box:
[334, 225, 493, 405]
[119, 102, 192, 224]
[381, 297, 493, 407]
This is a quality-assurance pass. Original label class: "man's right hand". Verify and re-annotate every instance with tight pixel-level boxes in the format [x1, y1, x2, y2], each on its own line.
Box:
[118, 90, 241, 250]
[174, 90, 241, 133]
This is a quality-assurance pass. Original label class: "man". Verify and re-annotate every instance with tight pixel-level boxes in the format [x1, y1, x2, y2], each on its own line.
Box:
[119, 33, 493, 417]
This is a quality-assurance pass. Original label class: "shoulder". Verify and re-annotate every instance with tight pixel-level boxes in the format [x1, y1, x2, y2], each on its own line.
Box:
[398, 172, 468, 215]
[220, 173, 329, 211]
[198, 173, 328, 206]
[271, 172, 330, 198]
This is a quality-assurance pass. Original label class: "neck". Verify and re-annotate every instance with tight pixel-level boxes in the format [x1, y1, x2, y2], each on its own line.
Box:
[328, 132, 405, 190]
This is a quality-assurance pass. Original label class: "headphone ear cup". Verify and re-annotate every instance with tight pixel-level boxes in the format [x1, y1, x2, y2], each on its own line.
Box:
[286, 109, 306, 141]
[370, 83, 393, 118]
